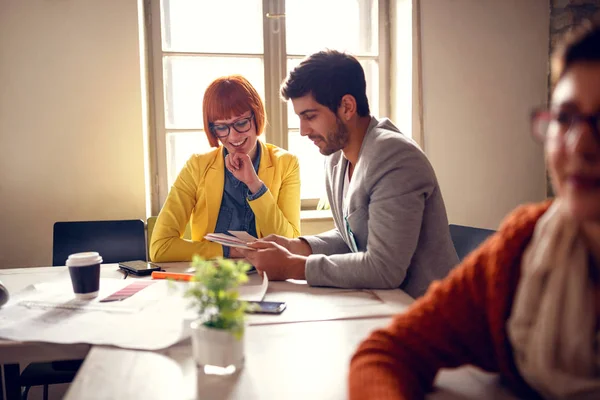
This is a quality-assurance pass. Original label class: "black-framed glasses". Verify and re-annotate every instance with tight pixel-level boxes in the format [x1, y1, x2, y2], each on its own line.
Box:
[209, 112, 255, 139]
[531, 108, 600, 143]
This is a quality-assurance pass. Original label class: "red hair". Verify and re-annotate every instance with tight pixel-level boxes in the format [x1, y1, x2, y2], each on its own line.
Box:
[202, 75, 266, 147]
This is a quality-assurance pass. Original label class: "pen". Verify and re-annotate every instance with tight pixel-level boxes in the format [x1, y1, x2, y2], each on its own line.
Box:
[151, 271, 194, 282]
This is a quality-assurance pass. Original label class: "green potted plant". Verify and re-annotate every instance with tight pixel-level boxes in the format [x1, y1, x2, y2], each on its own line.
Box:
[185, 255, 252, 375]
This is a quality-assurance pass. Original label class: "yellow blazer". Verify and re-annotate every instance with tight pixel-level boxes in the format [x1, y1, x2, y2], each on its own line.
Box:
[150, 141, 301, 262]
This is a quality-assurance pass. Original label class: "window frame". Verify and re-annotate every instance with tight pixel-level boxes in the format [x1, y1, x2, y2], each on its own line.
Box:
[146, 0, 392, 215]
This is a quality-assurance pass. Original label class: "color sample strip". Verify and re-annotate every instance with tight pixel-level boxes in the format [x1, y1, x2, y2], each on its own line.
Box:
[99, 280, 156, 303]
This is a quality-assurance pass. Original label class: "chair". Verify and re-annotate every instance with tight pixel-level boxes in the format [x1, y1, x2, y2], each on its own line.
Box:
[449, 224, 496, 262]
[18, 219, 146, 400]
[147, 216, 158, 258]
[52, 219, 146, 266]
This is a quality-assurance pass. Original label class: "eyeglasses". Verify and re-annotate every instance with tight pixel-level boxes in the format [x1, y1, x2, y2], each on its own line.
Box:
[209, 112, 255, 139]
[531, 108, 600, 143]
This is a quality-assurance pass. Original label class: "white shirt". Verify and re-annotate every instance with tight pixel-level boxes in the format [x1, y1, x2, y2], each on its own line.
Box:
[342, 161, 351, 218]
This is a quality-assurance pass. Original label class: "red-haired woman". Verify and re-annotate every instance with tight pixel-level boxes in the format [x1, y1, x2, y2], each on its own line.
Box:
[151, 75, 300, 262]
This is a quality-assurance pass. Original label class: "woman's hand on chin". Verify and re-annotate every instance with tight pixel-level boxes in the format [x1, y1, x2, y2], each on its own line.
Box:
[225, 152, 263, 193]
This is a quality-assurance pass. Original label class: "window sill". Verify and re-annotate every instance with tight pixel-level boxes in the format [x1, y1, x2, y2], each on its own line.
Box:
[300, 209, 333, 222]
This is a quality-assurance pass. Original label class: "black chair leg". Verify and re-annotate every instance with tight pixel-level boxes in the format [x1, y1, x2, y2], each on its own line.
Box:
[43, 385, 48, 400]
[0, 365, 4, 400]
[20, 386, 30, 400]
[3, 364, 20, 400]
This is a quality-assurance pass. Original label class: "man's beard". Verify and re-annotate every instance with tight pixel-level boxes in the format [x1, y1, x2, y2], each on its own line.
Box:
[318, 117, 350, 156]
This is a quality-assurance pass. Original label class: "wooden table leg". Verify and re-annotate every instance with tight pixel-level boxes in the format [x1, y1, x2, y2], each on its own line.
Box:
[2, 364, 19, 400]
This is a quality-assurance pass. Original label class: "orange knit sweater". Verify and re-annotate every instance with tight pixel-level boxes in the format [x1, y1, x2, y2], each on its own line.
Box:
[349, 201, 554, 400]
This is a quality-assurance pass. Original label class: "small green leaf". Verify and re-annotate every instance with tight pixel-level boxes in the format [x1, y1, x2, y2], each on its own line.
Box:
[183, 256, 251, 338]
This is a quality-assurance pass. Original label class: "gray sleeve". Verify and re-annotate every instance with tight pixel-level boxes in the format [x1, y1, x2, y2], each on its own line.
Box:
[301, 229, 350, 256]
[305, 149, 434, 289]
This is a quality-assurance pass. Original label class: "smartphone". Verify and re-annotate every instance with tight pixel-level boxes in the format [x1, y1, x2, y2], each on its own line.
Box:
[246, 301, 286, 315]
[118, 260, 161, 276]
[246, 266, 257, 275]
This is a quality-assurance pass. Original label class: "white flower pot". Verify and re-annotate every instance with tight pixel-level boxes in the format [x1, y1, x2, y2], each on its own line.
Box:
[190, 320, 245, 375]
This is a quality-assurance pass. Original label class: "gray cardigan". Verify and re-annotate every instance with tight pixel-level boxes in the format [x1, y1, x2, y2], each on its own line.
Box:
[302, 117, 458, 298]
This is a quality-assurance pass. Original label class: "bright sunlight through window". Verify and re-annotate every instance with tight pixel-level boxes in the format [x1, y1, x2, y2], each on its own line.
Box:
[150, 0, 386, 207]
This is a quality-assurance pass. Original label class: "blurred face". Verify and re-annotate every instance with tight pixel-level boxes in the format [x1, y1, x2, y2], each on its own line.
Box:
[291, 94, 350, 156]
[211, 111, 258, 156]
[547, 62, 600, 222]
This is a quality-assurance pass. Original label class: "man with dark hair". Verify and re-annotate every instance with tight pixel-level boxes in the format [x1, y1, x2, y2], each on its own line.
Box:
[241, 50, 457, 297]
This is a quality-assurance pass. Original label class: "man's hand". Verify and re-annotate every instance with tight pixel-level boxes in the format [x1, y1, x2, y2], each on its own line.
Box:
[260, 235, 313, 256]
[238, 241, 307, 281]
[225, 152, 263, 194]
[228, 247, 245, 259]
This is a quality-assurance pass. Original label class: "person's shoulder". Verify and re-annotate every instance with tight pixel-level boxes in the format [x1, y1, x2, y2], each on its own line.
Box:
[264, 142, 295, 158]
[369, 118, 420, 148]
[366, 118, 427, 161]
[495, 200, 553, 245]
[363, 117, 434, 177]
[465, 201, 553, 334]
[466, 200, 553, 283]
[184, 147, 221, 169]
[472, 200, 552, 259]
[192, 146, 221, 159]
[264, 142, 299, 164]
[440, 201, 552, 308]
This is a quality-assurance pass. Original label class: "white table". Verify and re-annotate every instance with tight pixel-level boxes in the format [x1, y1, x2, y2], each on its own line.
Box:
[64, 318, 521, 400]
[0, 266, 522, 400]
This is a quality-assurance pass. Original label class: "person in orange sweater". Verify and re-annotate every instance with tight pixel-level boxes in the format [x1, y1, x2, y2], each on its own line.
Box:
[349, 21, 600, 400]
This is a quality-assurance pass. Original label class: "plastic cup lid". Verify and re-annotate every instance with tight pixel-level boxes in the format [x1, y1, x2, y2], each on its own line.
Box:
[66, 252, 103, 267]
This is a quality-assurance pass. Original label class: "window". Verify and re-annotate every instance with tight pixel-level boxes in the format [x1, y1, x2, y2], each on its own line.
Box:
[148, 0, 390, 210]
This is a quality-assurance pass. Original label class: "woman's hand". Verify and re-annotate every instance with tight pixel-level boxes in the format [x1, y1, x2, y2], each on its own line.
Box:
[225, 152, 263, 193]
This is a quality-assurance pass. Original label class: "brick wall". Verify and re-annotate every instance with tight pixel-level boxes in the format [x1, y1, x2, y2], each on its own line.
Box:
[551, 0, 600, 52]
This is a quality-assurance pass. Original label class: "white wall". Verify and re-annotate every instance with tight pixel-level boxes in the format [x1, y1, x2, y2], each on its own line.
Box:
[391, 0, 414, 138]
[420, 0, 549, 229]
[0, 0, 147, 268]
[0, 0, 551, 266]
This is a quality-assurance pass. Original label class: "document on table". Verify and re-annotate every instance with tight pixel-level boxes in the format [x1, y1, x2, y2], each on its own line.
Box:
[238, 271, 268, 302]
[180, 272, 269, 340]
[245, 281, 414, 326]
[0, 278, 188, 350]
[0, 269, 269, 349]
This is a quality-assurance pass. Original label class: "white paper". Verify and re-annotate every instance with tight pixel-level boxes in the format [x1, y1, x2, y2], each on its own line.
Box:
[237, 272, 268, 302]
[245, 281, 410, 325]
[228, 231, 258, 242]
[178, 272, 269, 341]
[0, 278, 188, 350]
[204, 233, 255, 250]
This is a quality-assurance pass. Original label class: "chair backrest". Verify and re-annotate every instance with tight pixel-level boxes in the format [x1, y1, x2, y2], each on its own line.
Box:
[53, 220, 146, 266]
[146, 216, 158, 257]
[449, 224, 496, 262]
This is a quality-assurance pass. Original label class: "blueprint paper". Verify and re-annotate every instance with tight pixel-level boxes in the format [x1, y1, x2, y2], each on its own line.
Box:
[0, 278, 187, 350]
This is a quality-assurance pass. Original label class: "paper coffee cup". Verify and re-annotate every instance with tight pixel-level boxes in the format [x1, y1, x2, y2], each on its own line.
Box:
[0, 280, 9, 307]
[66, 252, 102, 299]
